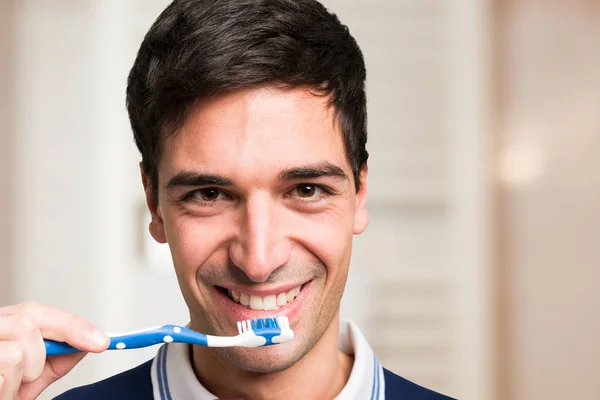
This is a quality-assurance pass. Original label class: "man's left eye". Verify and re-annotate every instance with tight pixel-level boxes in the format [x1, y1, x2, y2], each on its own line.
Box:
[294, 184, 324, 198]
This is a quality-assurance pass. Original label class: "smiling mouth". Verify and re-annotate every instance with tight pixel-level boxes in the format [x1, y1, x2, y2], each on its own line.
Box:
[216, 284, 305, 311]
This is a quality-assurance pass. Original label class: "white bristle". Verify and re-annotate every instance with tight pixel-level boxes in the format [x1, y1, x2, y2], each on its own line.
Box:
[277, 316, 289, 329]
[235, 316, 291, 335]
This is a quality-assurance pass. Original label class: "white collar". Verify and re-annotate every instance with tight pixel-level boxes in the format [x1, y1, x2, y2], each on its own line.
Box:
[151, 319, 384, 399]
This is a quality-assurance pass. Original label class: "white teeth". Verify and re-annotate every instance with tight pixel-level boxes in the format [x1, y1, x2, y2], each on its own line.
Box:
[249, 295, 263, 310]
[286, 288, 297, 302]
[227, 285, 303, 311]
[240, 293, 250, 306]
[276, 293, 287, 306]
[263, 295, 278, 310]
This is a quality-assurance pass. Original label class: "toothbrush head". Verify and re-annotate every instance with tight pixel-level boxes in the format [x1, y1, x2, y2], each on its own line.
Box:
[237, 316, 294, 346]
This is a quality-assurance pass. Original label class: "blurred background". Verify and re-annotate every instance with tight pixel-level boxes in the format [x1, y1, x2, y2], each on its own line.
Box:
[0, 0, 599, 399]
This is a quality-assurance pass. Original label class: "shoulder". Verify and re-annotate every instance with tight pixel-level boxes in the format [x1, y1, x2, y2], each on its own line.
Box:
[383, 368, 456, 399]
[53, 359, 154, 400]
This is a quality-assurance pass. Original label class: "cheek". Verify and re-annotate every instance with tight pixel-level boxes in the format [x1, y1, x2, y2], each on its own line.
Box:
[295, 206, 355, 275]
[163, 213, 230, 278]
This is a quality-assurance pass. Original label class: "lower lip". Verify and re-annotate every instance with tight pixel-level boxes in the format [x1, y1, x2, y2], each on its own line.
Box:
[213, 281, 313, 330]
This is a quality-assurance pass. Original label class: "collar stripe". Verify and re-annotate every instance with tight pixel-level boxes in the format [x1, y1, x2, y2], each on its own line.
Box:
[370, 353, 377, 400]
[161, 345, 174, 400]
[157, 346, 167, 400]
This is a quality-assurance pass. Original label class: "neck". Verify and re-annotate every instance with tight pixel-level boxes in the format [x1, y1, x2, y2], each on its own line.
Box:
[191, 314, 353, 400]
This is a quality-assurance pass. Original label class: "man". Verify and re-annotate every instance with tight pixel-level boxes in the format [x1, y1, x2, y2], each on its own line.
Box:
[0, 0, 454, 399]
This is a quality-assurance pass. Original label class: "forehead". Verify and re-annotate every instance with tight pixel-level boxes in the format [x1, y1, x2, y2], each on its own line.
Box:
[159, 86, 349, 181]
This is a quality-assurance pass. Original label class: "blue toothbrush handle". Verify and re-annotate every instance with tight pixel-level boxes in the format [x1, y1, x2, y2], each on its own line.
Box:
[44, 325, 208, 357]
[44, 340, 81, 356]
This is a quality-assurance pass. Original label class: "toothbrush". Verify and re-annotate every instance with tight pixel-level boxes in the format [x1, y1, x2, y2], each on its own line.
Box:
[44, 316, 294, 357]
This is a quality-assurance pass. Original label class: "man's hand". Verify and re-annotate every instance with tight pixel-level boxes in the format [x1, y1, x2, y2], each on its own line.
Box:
[0, 302, 109, 400]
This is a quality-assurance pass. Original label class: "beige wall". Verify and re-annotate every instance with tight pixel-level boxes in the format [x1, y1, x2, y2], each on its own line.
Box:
[0, 0, 14, 305]
[498, 2, 600, 399]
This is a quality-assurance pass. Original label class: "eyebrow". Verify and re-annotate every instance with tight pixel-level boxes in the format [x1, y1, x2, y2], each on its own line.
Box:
[278, 162, 349, 182]
[165, 161, 348, 191]
[165, 172, 233, 190]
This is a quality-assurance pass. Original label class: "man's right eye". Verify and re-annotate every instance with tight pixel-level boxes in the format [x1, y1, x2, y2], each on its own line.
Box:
[189, 188, 229, 202]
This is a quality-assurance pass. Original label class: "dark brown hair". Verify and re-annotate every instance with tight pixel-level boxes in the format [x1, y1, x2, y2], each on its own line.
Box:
[126, 0, 368, 200]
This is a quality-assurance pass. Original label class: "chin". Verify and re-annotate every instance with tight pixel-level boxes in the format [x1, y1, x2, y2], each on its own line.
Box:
[214, 337, 309, 374]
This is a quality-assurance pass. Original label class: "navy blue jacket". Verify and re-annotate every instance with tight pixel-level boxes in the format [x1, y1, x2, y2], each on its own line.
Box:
[55, 359, 455, 399]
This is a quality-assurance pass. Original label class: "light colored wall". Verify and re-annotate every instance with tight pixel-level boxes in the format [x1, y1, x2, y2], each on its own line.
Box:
[9, 1, 190, 397]
[0, 0, 14, 306]
[499, 2, 600, 399]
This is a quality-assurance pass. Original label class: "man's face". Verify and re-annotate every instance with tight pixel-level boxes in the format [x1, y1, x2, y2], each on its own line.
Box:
[144, 86, 368, 372]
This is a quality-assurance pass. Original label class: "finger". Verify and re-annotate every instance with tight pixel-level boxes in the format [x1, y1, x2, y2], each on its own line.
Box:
[0, 342, 25, 400]
[18, 352, 87, 400]
[14, 302, 108, 353]
[0, 315, 45, 383]
[0, 374, 4, 399]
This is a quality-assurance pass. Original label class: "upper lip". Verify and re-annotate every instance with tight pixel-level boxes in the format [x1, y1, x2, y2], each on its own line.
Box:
[217, 281, 308, 297]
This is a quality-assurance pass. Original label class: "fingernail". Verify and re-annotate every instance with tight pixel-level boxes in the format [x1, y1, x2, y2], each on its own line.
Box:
[90, 329, 108, 346]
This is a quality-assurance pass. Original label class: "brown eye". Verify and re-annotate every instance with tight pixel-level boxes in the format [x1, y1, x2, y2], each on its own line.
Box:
[297, 184, 317, 198]
[196, 188, 220, 201]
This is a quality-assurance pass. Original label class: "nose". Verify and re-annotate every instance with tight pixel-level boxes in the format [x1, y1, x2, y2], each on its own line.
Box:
[229, 192, 292, 282]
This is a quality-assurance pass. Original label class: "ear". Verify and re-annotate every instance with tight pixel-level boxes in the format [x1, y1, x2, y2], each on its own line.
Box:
[140, 163, 167, 244]
[353, 166, 369, 235]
